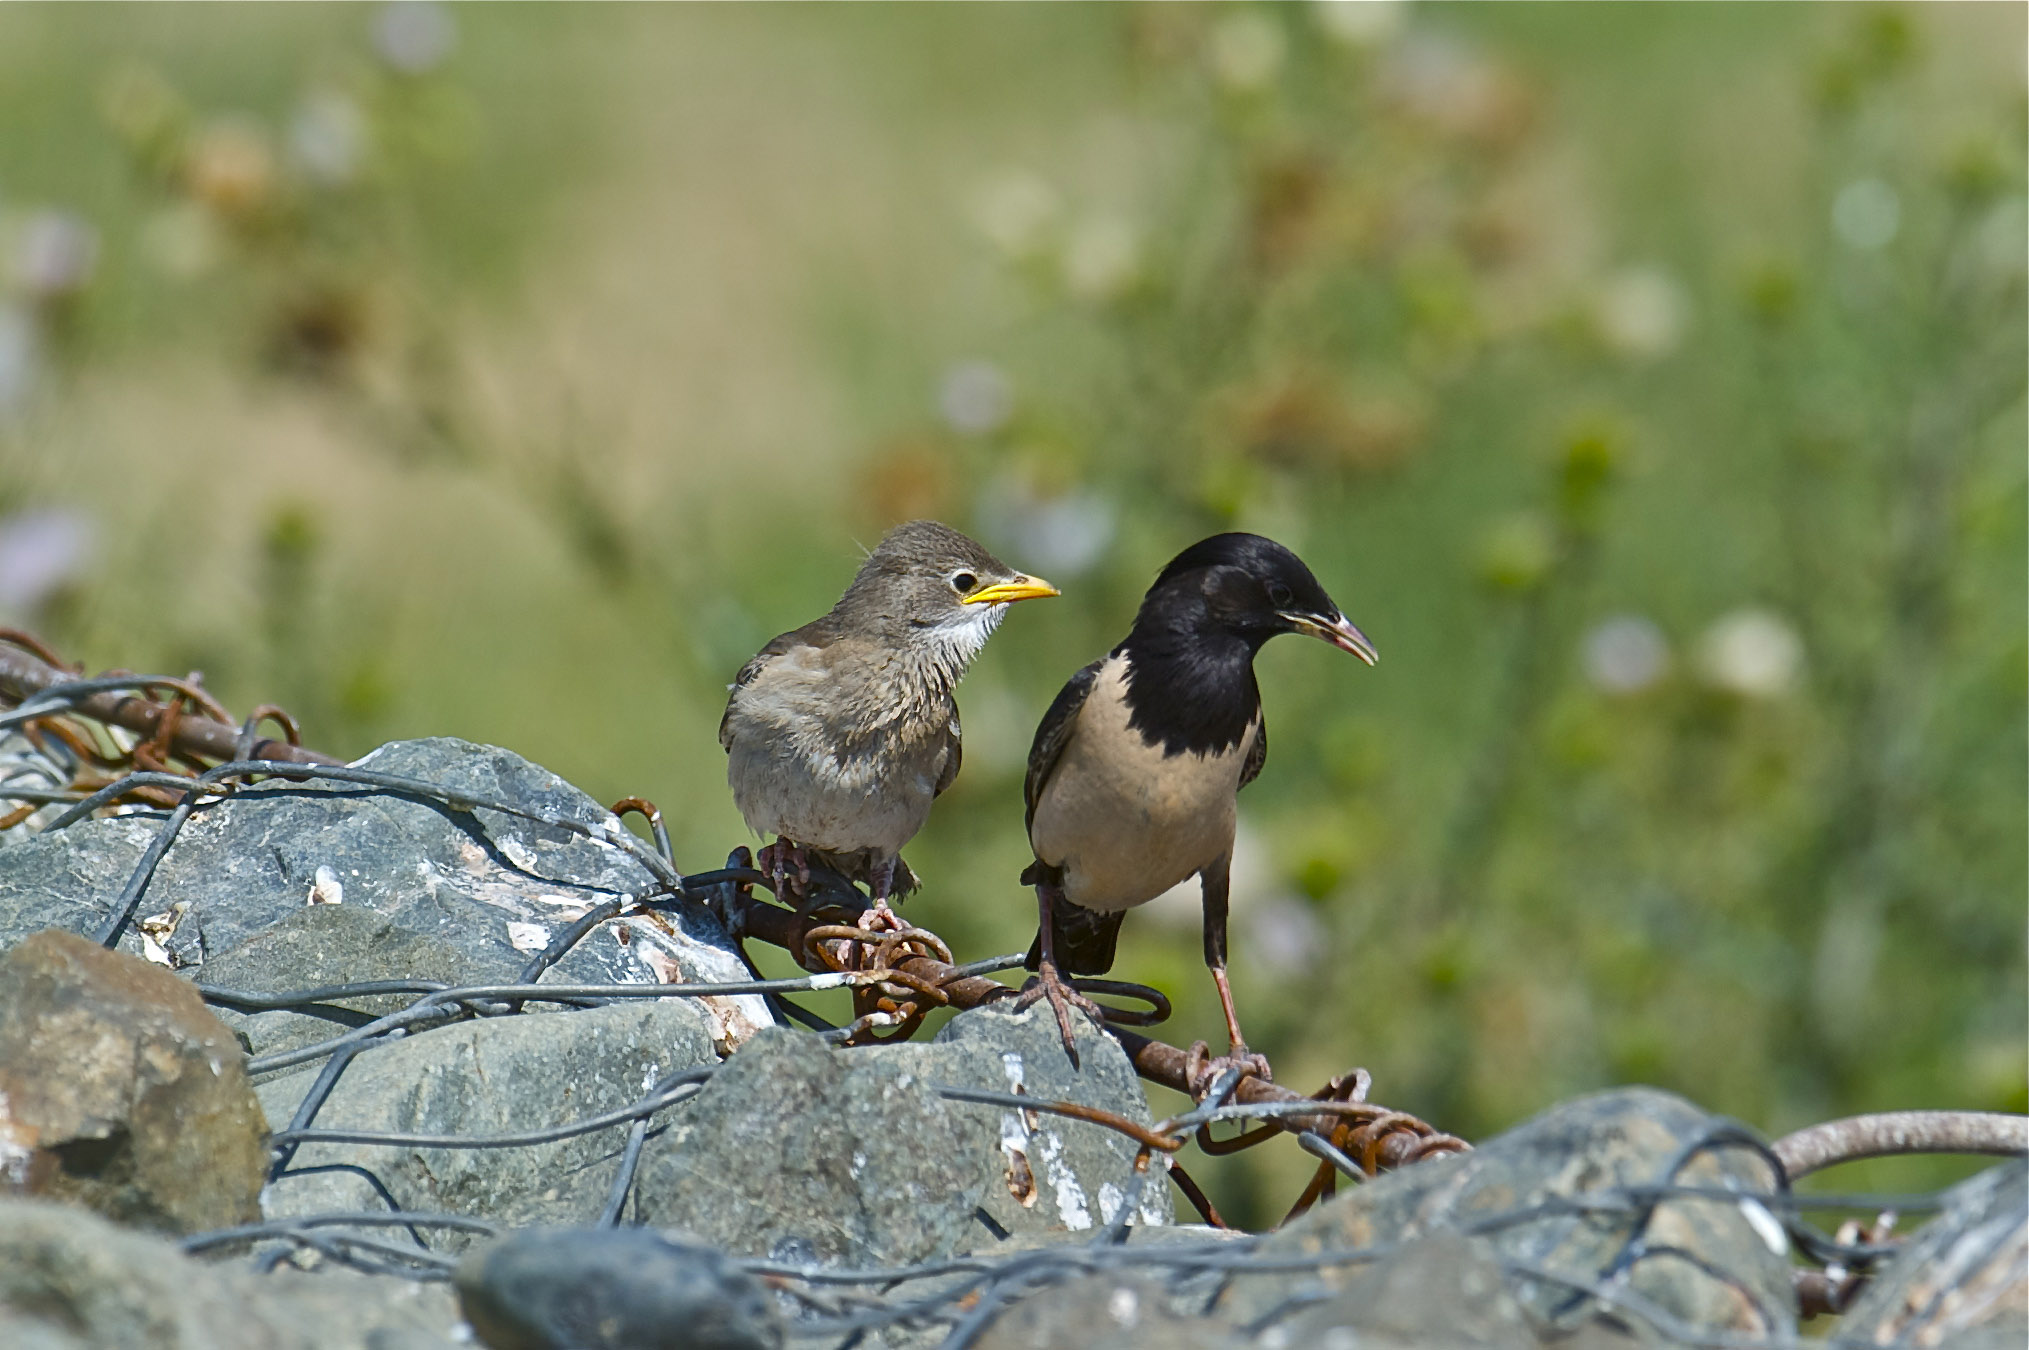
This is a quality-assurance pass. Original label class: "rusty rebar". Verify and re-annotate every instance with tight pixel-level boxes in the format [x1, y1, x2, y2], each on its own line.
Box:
[1772, 1110, 2029, 1180]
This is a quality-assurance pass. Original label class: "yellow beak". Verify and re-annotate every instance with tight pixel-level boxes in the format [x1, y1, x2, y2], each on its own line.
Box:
[963, 575, 1061, 605]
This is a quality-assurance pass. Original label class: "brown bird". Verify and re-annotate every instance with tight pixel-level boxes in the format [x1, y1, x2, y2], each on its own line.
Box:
[1017, 533, 1376, 1084]
[720, 520, 1058, 925]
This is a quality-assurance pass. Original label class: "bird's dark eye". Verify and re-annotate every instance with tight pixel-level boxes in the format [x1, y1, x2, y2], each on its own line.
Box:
[1266, 580, 1293, 608]
[951, 571, 978, 594]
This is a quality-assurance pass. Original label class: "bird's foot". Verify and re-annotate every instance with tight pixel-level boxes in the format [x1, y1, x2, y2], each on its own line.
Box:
[855, 897, 903, 932]
[1013, 962, 1109, 1066]
[1185, 1039, 1273, 1102]
[756, 840, 813, 905]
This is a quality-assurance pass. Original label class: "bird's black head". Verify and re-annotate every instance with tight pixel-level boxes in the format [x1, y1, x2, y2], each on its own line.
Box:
[1138, 533, 1378, 664]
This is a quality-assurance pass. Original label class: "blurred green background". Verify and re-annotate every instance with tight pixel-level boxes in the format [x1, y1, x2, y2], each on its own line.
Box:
[0, 2, 2021, 1225]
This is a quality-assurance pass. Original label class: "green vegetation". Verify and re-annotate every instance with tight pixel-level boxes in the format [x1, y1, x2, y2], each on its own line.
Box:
[1, 3, 2020, 1224]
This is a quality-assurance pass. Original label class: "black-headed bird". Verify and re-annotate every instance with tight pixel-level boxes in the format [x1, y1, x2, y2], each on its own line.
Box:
[1017, 533, 1376, 1083]
[720, 520, 1057, 926]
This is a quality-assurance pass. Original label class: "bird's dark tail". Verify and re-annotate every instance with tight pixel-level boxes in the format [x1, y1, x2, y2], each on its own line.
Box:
[1021, 863, 1125, 976]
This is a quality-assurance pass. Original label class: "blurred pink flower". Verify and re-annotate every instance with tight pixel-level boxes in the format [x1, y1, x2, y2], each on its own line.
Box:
[0, 507, 95, 616]
[11, 211, 99, 301]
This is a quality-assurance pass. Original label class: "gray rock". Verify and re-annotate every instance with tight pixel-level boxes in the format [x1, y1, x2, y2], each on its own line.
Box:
[0, 929, 268, 1234]
[260, 997, 716, 1244]
[1259, 1232, 1537, 1350]
[455, 1226, 782, 1350]
[933, 1000, 1174, 1242]
[1836, 1158, 2027, 1349]
[630, 1024, 995, 1267]
[1219, 1088, 1796, 1344]
[0, 1196, 463, 1350]
[631, 1002, 1170, 1269]
[0, 738, 770, 1057]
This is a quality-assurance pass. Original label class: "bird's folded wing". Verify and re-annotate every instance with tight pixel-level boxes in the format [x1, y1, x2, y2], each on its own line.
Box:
[933, 706, 963, 798]
[1023, 658, 1103, 833]
[1239, 715, 1267, 791]
[717, 617, 841, 751]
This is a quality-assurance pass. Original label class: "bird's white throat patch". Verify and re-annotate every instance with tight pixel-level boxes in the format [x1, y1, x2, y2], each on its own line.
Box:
[920, 600, 1008, 683]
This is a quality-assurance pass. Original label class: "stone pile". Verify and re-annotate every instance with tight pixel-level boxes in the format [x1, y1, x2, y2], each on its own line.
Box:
[0, 738, 2020, 1349]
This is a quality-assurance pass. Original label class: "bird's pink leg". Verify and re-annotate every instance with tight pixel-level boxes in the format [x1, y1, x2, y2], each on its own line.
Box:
[857, 857, 903, 932]
[1186, 857, 1271, 1099]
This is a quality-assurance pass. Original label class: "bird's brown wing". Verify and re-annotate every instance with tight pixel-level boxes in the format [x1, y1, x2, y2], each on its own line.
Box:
[932, 705, 963, 799]
[717, 616, 840, 752]
[1238, 715, 1267, 792]
[1023, 659, 1103, 834]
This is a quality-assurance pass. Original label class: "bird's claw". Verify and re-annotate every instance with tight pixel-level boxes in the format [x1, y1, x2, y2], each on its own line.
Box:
[1013, 963, 1108, 1067]
[855, 898, 903, 932]
[757, 841, 813, 906]
[1185, 1039, 1272, 1102]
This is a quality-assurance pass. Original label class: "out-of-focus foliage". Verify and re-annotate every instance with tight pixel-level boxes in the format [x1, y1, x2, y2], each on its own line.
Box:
[0, 3, 2020, 1225]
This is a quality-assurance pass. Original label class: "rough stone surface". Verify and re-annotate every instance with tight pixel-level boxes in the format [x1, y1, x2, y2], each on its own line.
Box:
[0, 737, 770, 1055]
[0, 929, 268, 1234]
[931, 1000, 1174, 1242]
[456, 1226, 782, 1350]
[631, 1002, 1171, 1268]
[631, 1024, 996, 1267]
[972, 1274, 1235, 1350]
[0, 1196, 462, 1350]
[1218, 1088, 1797, 1344]
[1261, 1232, 1537, 1349]
[1836, 1158, 2027, 1349]
[260, 997, 716, 1246]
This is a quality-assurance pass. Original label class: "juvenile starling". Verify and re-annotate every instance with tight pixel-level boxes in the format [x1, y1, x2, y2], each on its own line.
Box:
[720, 520, 1057, 925]
[1018, 533, 1376, 1083]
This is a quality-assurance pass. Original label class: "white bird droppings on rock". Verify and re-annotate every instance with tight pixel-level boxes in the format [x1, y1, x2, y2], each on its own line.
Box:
[507, 921, 551, 953]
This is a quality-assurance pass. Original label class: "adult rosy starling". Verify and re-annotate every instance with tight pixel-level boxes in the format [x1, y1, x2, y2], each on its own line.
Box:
[1018, 533, 1376, 1084]
[720, 520, 1058, 926]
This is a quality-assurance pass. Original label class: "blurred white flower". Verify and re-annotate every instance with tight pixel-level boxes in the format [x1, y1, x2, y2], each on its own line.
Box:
[938, 360, 1013, 436]
[1697, 608, 1803, 698]
[373, 1, 456, 75]
[291, 91, 368, 186]
[1313, 0, 1407, 47]
[0, 507, 95, 616]
[969, 170, 1060, 260]
[1592, 266, 1687, 361]
[140, 204, 223, 280]
[11, 211, 98, 301]
[976, 472, 1116, 579]
[1383, 32, 1506, 135]
[1832, 178, 1900, 250]
[1584, 614, 1670, 695]
[1247, 894, 1326, 976]
[0, 305, 36, 417]
[1062, 216, 1140, 302]
[1210, 10, 1287, 91]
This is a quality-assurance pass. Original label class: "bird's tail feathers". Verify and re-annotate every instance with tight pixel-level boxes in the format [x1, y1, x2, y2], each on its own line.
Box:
[1024, 881, 1126, 976]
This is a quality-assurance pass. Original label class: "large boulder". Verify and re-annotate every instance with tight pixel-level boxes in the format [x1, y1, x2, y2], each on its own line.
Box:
[0, 930, 268, 1234]
[1218, 1087, 1797, 1345]
[630, 1001, 1171, 1268]
[259, 996, 717, 1245]
[0, 738, 770, 1055]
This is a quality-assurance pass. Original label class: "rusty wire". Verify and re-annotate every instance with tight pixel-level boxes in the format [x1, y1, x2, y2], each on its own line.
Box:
[4, 638, 2025, 1346]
